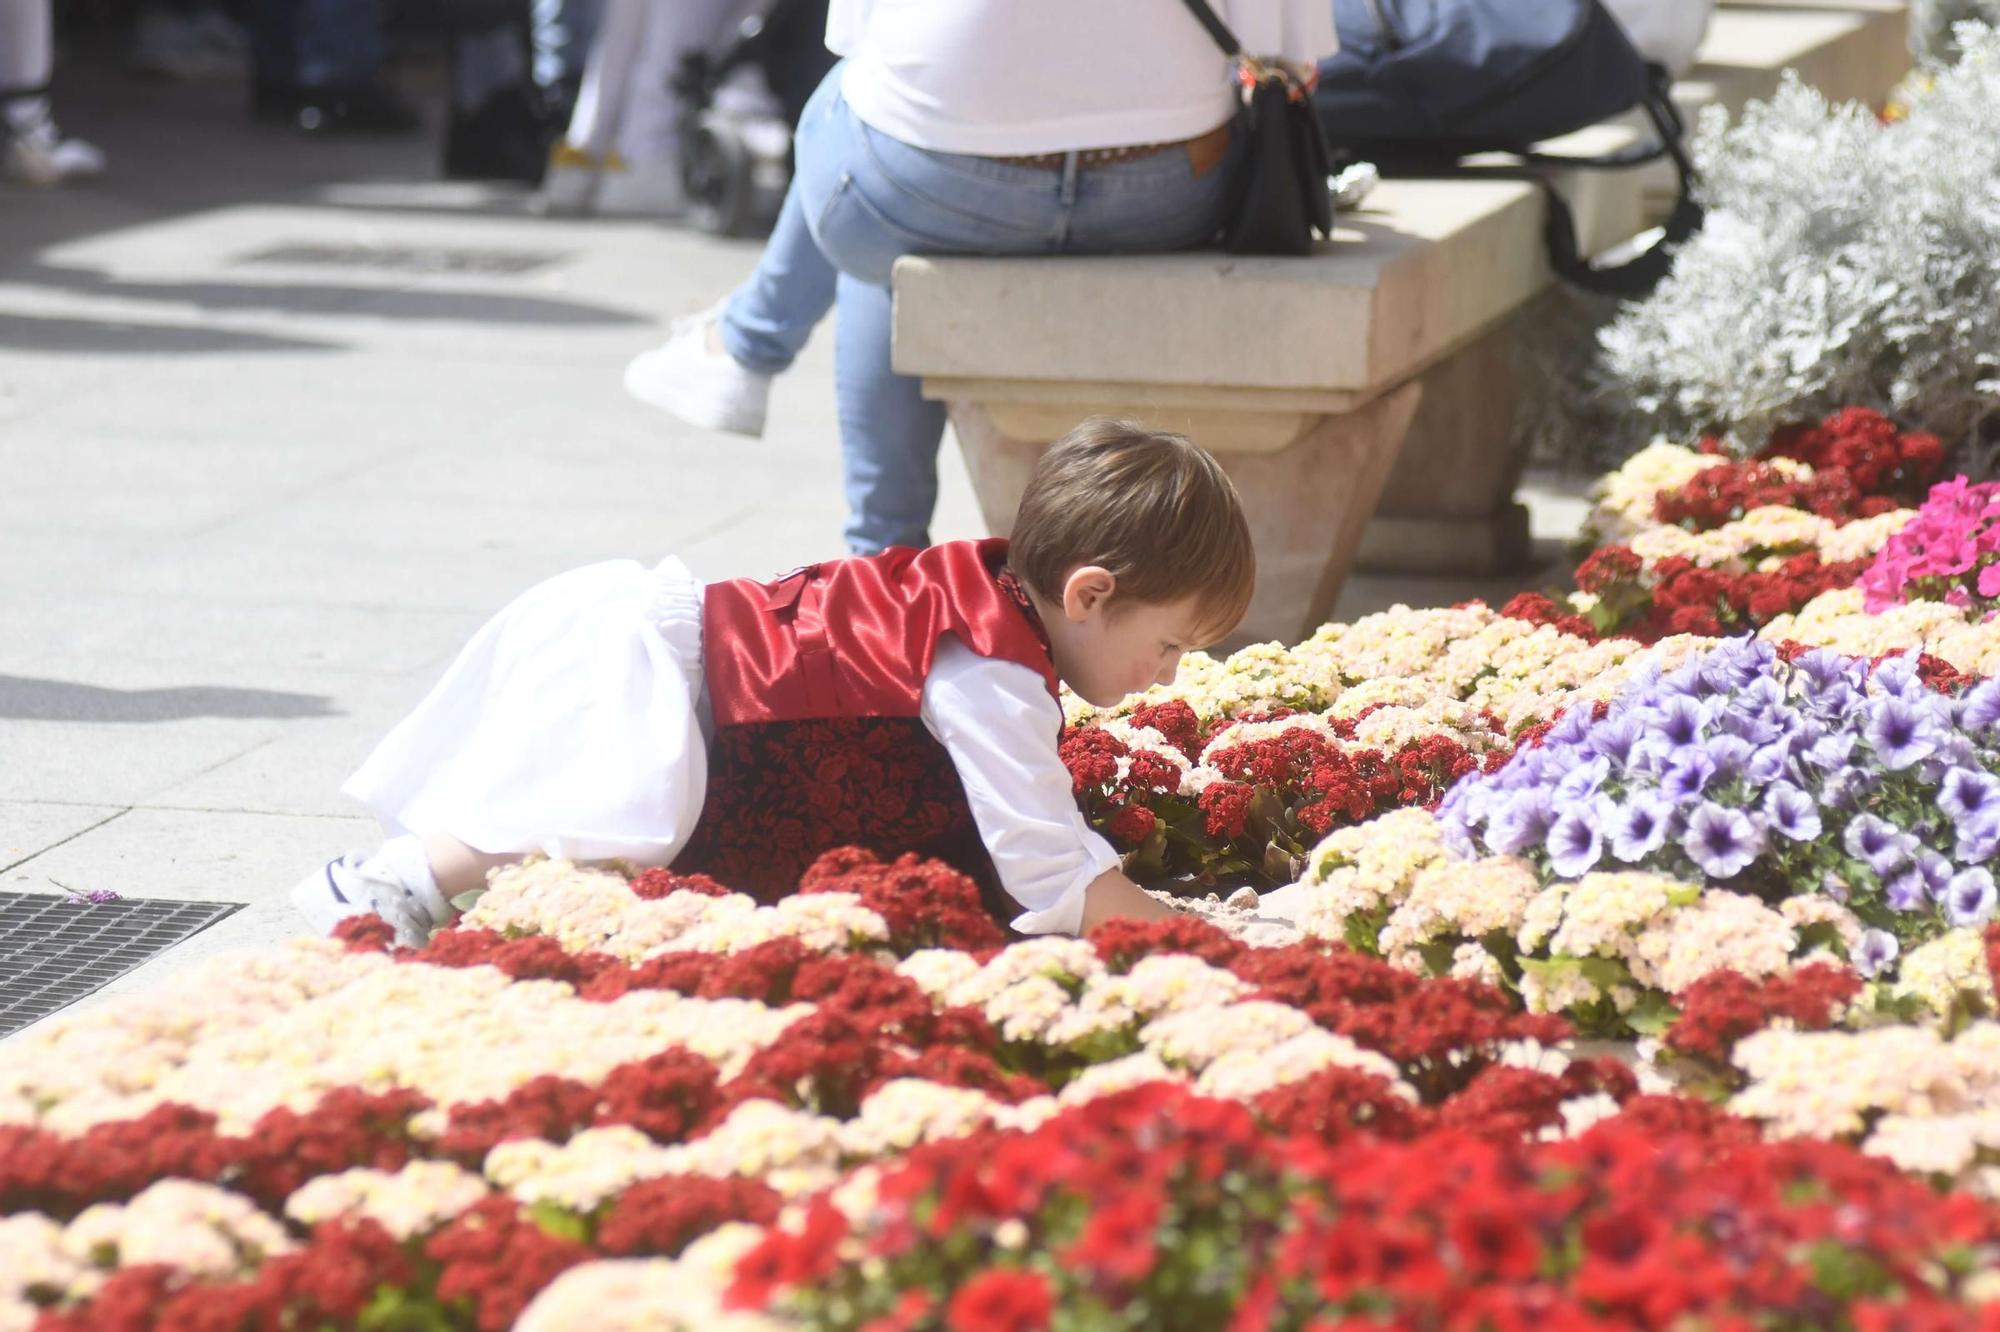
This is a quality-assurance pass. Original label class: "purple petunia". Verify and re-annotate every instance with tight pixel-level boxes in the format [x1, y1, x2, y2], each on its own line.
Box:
[1763, 783, 1822, 842]
[1609, 793, 1674, 864]
[1681, 801, 1765, 879]
[1939, 767, 2000, 828]
[1945, 868, 1998, 927]
[1961, 677, 2000, 732]
[1865, 695, 1941, 771]
[1662, 750, 1718, 804]
[1486, 789, 1557, 857]
[1853, 928, 1900, 979]
[1843, 814, 1915, 878]
[1555, 755, 1611, 804]
[1546, 804, 1605, 878]
[1884, 869, 1930, 913]
[1655, 695, 1709, 750]
[1587, 713, 1643, 770]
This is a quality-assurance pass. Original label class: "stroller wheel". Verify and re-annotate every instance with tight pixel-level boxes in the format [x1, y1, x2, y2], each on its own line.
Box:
[683, 114, 793, 237]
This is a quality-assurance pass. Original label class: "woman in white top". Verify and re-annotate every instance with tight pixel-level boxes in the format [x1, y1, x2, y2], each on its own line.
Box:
[623, 0, 1334, 555]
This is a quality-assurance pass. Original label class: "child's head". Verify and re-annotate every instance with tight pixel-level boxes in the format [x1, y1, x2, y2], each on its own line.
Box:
[1010, 418, 1255, 706]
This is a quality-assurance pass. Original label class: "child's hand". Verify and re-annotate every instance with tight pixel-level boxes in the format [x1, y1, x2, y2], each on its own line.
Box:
[1079, 869, 1181, 933]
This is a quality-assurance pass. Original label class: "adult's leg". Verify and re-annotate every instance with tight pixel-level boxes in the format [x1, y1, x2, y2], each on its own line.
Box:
[712, 61, 846, 374]
[831, 273, 947, 551]
[0, 0, 51, 109]
[792, 98, 1064, 551]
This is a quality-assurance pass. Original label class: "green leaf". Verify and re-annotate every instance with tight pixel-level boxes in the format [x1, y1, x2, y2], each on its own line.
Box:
[448, 889, 487, 914]
[1517, 955, 1584, 985]
[1416, 936, 1461, 978]
[1623, 990, 1679, 1038]
[1341, 911, 1387, 957]
[1794, 919, 1849, 958]
[524, 1200, 591, 1245]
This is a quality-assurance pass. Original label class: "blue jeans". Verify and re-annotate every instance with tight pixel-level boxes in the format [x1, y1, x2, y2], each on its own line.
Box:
[254, 0, 383, 89]
[720, 64, 1239, 554]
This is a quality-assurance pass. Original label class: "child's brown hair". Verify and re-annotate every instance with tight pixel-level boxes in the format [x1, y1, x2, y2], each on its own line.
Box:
[1009, 418, 1256, 644]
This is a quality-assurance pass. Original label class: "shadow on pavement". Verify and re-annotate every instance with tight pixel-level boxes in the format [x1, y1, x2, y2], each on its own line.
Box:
[0, 311, 343, 354]
[25, 262, 646, 328]
[0, 675, 340, 722]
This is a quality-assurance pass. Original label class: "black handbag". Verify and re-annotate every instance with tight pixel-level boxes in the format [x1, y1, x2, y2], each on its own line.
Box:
[1178, 0, 1335, 256]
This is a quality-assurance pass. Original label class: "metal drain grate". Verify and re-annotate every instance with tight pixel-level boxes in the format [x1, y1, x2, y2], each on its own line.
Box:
[0, 894, 242, 1038]
[235, 242, 566, 276]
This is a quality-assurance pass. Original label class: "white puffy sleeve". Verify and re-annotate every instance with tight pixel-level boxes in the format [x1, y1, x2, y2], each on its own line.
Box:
[920, 636, 1122, 935]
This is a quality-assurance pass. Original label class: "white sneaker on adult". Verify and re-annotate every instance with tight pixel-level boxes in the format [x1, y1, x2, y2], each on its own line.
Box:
[624, 308, 772, 437]
[592, 157, 687, 218]
[534, 141, 601, 216]
[2, 115, 106, 186]
[290, 850, 441, 946]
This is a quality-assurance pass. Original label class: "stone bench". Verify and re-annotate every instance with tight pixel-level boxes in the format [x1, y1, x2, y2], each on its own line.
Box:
[892, 140, 1646, 645]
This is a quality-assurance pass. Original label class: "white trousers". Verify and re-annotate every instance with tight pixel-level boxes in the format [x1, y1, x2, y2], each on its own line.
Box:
[564, 0, 745, 164]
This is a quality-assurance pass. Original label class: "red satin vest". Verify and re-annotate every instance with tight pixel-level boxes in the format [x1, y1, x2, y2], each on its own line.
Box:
[674, 539, 1059, 914]
[700, 537, 1059, 725]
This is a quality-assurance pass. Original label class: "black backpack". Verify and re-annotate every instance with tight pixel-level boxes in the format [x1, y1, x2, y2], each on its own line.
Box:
[1314, 0, 1703, 296]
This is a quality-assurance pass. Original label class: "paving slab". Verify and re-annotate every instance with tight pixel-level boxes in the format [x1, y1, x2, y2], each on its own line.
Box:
[0, 803, 128, 872]
[3, 806, 376, 906]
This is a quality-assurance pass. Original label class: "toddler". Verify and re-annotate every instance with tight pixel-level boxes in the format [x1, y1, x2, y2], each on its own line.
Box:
[293, 418, 1255, 943]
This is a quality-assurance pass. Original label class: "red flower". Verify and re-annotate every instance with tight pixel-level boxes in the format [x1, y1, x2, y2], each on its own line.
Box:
[1665, 963, 1863, 1064]
[1574, 545, 1644, 593]
[1106, 803, 1158, 846]
[425, 1197, 594, 1332]
[628, 867, 732, 899]
[945, 1268, 1056, 1332]
[1065, 1192, 1164, 1283]
[1198, 781, 1255, 840]
[1449, 1204, 1544, 1281]
[597, 1174, 783, 1257]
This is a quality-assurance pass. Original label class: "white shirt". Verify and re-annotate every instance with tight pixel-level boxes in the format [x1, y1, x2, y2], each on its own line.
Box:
[920, 635, 1122, 934]
[825, 0, 1337, 156]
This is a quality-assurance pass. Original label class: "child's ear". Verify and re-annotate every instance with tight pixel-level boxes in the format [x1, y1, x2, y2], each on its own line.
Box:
[1061, 566, 1117, 621]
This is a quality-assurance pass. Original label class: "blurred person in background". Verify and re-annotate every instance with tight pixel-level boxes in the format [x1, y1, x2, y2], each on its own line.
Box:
[251, 0, 418, 133]
[538, 0, 737, 216]
[443, 0, 599, 183]
[127, 0, 248, 81]
[1, 0, 105, 184]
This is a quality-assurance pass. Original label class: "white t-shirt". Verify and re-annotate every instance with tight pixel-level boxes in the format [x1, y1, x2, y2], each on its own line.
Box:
[920, 635, 1123, 934]
[825, 0, 1338, 156]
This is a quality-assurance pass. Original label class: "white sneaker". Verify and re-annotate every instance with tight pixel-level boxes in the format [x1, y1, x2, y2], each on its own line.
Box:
[592, 156, 687, 218]
[624, 308, 772, 437]
[290, 849, 444, 946]
[534, 141, 601, 216]
[2, 114, 106, 186]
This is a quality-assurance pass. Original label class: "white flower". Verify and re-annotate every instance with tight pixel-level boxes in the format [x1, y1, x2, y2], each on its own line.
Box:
[284, 1161, 491, 1239]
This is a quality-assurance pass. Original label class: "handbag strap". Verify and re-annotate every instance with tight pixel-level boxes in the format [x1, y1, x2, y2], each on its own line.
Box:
[1177, 0, 1244, 58]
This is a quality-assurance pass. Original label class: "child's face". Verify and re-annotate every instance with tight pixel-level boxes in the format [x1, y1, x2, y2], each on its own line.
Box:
[1046, 569, 1212, 707]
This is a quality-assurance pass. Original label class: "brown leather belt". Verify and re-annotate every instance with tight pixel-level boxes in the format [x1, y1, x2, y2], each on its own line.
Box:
[993, 121, 1234, 176]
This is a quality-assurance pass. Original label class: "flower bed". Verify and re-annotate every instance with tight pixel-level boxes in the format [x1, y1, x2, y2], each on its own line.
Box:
[16, 413, 2000, 1326]
[7, 852, 1999, 1330]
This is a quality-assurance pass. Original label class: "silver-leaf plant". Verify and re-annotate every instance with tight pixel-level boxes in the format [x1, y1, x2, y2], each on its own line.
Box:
[1591, 25, 2000, 459]
[1913, 0, 2000, 63]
